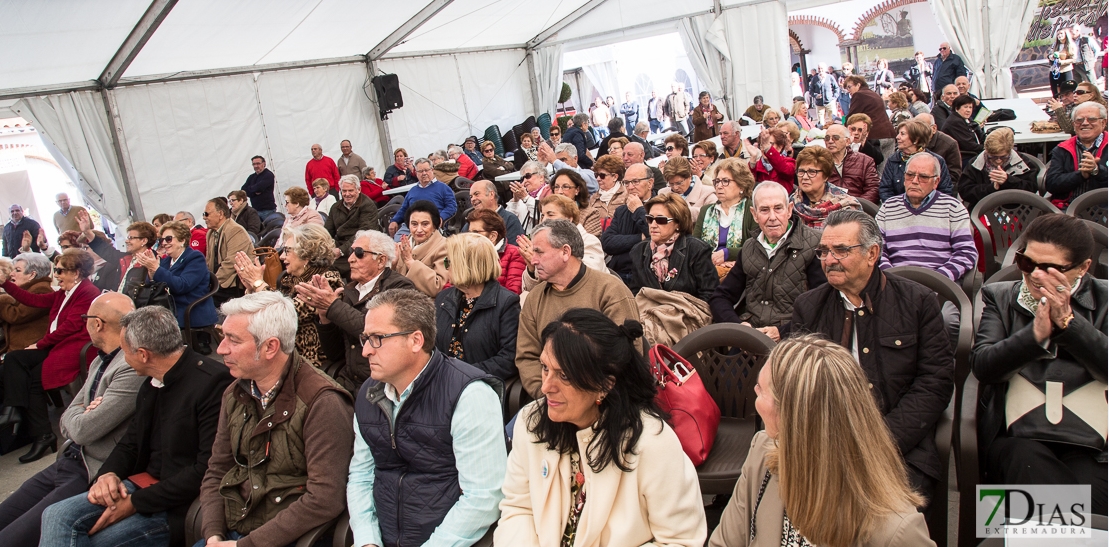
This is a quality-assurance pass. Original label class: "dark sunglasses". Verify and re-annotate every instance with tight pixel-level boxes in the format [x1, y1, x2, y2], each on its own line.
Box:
[53, 267, 75, 275]
[644, 215, 676, 225]
[1014, 251, 1077, 275]
[665, 146, 676, 152]
[351, 247, 382, 260]
[159, 236, 173, 244]
[1074, 90, 1090, 96]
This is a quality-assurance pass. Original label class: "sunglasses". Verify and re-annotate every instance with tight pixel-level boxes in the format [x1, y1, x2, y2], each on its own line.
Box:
[1014, 251, 1077, 275]
[665, 146, 676, 152]
[159, 236, 175, 244]
[350, 247, 382, 260]
[644, 215, 676, 225]
[53, 267, 75, 275]
[1074, 90, 1091, 96]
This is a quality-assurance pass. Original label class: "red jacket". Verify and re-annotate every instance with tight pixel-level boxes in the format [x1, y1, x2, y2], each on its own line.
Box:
[828, 148, 880, 203]
[2, 278, 98, 389]
[498, 244, 526, 295]
[752, 146, 796, 194]
[360, 179, 390, 205]
[456, 154, 479, 180]
[189, 226, 208, 256]
[305, 156, 340, 191]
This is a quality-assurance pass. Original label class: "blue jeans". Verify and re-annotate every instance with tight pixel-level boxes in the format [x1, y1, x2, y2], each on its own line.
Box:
[193, 530, 329, 547]
[40, 481, 170, 547]
[649, 119, 662, 133]
[0, 445, 89, 546]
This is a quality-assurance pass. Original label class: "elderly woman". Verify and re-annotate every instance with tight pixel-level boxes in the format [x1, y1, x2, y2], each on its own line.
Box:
[692, 140, 719, 185]
[879, 120, 953, 201]
[972, 214, 1107, 515]
[394, 200, 449, 297]
[792, 146, 862, 229]
[384, 147, 416, 187]
[709, 335, 934, 547]
[630, 193, 718, 301]
[278, 186, 325, 247]
[694, 158, 759, 272]
[581, 155, 627, 237]
[497, 309, 707, 547]
[77, 211, 156, 297]
[310, 178, 337, 216]
[887, 91, 912, 125]
[466, 208, 525, 294]
[433, 233, 520, 381]
[787, 100, 813, 132]
[480, 140, 514, 184]
[942, 94, 985, 165]
[513, 133, 539, 171]
[0, 253, 53, 354]
[692, 91, 725, 142]
[760, 108, 782, 129]
[658, 156, 718, 219]
[0, 249, 100, 463]
[745, 128, 796, 194]
[506, 160, 549, 234]
[607, 136, 629, 158]
[600, 163, 656, 284]
[135, 221, 218, 331]
[550, 169, 590, 211]
[959, 128, 1039, 209]
[233, 223, 342, 367]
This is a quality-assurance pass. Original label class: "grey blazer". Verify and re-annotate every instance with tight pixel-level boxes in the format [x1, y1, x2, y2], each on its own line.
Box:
[59, 349, 144, 477]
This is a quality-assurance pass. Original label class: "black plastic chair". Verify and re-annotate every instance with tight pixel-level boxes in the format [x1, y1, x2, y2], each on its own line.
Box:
[1000, 219, 1107, 280]
[186, 498, 337, 547]
[262, 212, 285, 233]
[483, 125, 504, 157]
[502, 375, 532, 426]
[377, 203, 401, 233]
[856, 196, 880, 218]
[1066, 187, 1107, 225]
[970, 189, 1060, 281]
[182, 272, 219, 352]
[671, 323, 775, 495]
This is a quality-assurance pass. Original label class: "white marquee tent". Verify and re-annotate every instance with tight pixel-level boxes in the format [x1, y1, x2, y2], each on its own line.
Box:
[0, 0, 1032, 224]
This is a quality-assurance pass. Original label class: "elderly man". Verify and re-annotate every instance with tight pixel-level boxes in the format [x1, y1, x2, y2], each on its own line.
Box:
[327, 175, 380, 276]
[348, 289, 506, 547]
[932, 42, 967, 98]
[562, 113, 595, 169]
[505, 160, 548, 233]
[632, 121, 661, 157]
[1047, 80, 1080, 135]
[175, 210, 208, 256]
[466, 180, 525, 244]
[815, 63, 841, 127]
[931, 84, 959, 130]
[304, 144, 340, 194]
[1046, 102, 1108, 203]
[954, 76, 982, 120]
[665, 82, 692, 133]
[242, 155, 277, 220]
[54, 193, 88, 234]
[462, 136, 484, 166]
[719, 120, 744, 160]
[337, 140, 368, 179]
[596, 117, 656, 159]
[792, 208, 954, 503]
[198, 292, 353, 547]
[0, 293, 141, 545]
[40, 306, 233, 547]
[388, 158, 456, 239]
[843, 76, 895, 140]
[447, 145, 479, 180]
[620, 92, 640, 135]
[914, 112, 964, 186]
[3, 205, 42, 258]
[536, 142, 598, 194]
[205, 198, 254, 307]
[825, 123, 880, 202]
[709, 182, 824, 341]
[624, 142, 666, 193]
[600, 163, 653, 283]
[517, 220, 638, 398]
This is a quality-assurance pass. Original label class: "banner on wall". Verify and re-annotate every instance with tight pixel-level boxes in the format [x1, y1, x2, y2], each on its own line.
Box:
[1013, 0, 1107, 91]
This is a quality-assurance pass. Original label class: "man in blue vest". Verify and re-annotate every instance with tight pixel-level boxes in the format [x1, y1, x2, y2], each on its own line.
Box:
[347, 289, 506, 547]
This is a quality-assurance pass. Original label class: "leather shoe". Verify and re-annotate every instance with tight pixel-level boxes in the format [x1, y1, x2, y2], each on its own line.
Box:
[19, 433, 57, 464]
[0, 406, 20, 429]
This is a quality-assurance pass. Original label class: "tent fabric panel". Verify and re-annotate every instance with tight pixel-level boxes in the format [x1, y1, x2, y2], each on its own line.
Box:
[112, 75, 266, 220]
[0, 0, 151, 89]
[387, 0, 592, 54]
[255, 63, 384, 196]
[551, 0, 713, 45]
[722, 1, 793, 116]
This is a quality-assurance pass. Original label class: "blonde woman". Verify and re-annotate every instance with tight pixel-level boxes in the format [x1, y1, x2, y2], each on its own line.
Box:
[709, 335, 935, 547]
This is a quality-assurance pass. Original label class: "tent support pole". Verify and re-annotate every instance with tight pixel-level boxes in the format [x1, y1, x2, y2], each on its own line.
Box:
[99, 89, 145, 221]
[366, 61, 394, 166]
[99, 0, 179, 87]
[525, 50, 541, 116]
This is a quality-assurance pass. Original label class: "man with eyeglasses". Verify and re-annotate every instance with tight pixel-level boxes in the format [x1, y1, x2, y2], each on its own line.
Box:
[792, 208, 953, 508]
[40, 306, 232, 547]
[242, 155, 277, 221]
[623, 142, 666, 193]
[196, 292, 353, 547]
[1046, 102, 1107, 204]
[327, 175, 380, 278]
[506, 160, 549, 234]
[824, 124, 880, 202]
[388, 157, 457, 240]
[931, 42, 966, 100]
[348, 289, 506, 547]
[600, 163, 655, 283]
[53, 193, 88, 235]
[175, 210, 208, 256]
[3, 205, 42, 258]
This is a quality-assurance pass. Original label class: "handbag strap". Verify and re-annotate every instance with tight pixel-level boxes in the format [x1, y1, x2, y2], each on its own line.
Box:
[649, 344, 692, 385]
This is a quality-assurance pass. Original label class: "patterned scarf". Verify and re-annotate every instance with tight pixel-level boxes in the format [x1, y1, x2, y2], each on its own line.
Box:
[650, 234, 679, 284]
[1017, 276, 1081, 315]
[792, 183, 856, 229]
[699, 199, 747, 251]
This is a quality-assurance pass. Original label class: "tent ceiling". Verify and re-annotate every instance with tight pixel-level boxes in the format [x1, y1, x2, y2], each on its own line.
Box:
[388, 0, 594, 54]
[553, 0, 713, 46]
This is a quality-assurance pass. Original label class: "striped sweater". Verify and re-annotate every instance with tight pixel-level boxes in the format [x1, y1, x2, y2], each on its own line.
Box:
[876, 192, 978, 281]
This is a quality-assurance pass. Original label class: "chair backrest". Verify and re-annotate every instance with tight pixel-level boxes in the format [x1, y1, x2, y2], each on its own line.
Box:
[969, 189, 1060, 280]
[262, 212, 285, 232]
[501, 129, 518, 156]
[1066, 187, 1108, 226]
[377, 203, 401, 232]
[536, 113, 552, 140]
[856, 197, 880, 218]
[985, 263, 1022, 285]
[886, 266, 974, 387]
[1081, 219, 1109, 279]
[483, 125, 504, 157]
[1019, 152, 1047, 196]
[512, 115, 538, 144]
[671, 323, 775, 419]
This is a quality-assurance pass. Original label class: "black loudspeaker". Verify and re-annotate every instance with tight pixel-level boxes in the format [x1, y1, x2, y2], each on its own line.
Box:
[372, 74, 403, 119]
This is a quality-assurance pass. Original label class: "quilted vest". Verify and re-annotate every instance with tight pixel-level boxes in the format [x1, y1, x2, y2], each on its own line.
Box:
[737, 218, 822, 327]
[355, 351, 501, 547]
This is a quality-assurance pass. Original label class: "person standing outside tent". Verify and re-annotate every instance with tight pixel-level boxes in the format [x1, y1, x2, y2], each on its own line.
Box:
[931, 42, 966, 100]
[620, 92, 640, 135]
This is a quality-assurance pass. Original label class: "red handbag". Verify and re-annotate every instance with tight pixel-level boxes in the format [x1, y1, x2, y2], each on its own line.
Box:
[649, 344, 721, 466]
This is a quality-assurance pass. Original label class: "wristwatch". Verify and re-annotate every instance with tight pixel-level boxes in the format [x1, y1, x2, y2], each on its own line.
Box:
[1059, 312, 1075, 330]
[253, 279, 265, 289]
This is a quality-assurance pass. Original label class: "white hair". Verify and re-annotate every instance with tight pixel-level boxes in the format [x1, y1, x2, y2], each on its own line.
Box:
[447, 145, 464, 157]
[339, 174, 360, 189]
[220, 291, 298, 354]
[554, 143, 577, 158]
[752, 181, 791, 207]
[354, 230, 397, 263]
[1073, 102, 1107, 123]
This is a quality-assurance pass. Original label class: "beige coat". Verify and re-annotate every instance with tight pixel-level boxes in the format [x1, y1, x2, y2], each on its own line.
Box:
[496, 403, 707, 547]
[708, 432, 936, 547]
[581, 185, 629, 237]
[206, 218, 254, 289]
[658, 182, 719, 220]
[393, 229, 448, 297]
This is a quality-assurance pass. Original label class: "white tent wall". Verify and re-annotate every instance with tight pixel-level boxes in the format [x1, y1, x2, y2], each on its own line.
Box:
[721, 1, 794, 114]
[377, 49, 533, 158]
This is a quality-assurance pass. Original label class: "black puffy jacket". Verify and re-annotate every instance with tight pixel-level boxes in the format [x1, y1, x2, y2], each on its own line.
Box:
[434, 280, 521, 381]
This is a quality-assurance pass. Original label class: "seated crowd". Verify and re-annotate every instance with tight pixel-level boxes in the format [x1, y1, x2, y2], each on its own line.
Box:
[0, 89, 1104, 547]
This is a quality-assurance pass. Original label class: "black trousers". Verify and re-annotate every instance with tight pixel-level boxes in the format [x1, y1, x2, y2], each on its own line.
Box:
[987, 436, 1108, 515]
[211, 285, 245, 308]
[907, 464, 938, 512]
[2, 349, 51, 437]
[0, 444, 88, 546]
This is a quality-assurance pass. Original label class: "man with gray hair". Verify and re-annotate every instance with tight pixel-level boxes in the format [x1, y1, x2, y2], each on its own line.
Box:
[447, 144, 479, 180]
[388, 157, 457, 239]
[561, 112, 595, 169]
[516, 220, 638, 398]
[791, 208, 954, 506]
[348, 289, 506, 547]
[298, 230, 415, 393]
[466, 180, 525, 243]
[327, 174, 380, 277]
[175, 210, 208, 255]
[1045, 101, 1108, 202]
[3, 204, 42, 258]
[41, 306, 232, 546]
[535, 142, 598, 194]
[198, 292, 353, 546]
[622, 142, 665, 192]
[719, 119, 744, 159]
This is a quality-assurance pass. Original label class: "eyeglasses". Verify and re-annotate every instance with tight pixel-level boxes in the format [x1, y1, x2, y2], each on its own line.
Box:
[1074, 116, 1105, 125]
[796, 169, 822, 179]
[552, 184, 577, 192]
[1014, 251, 1077, 275]
[625, 177, 652, 186]
[80, 314, 101, 322]
[596, 172, 614, 179]
[53, 267, 75, 275]
[986, 154, 1009, 164]
[826, 134, 846, 142]
[359, 330, 415, 348]
[233, 428, 272, 469]
[160, 236, 174, 244]
[904, 172, 938, 182]
[691, 154, 709, 160]
[125, 235, 146, 241]
[939, 47, 949, 51]
[350, 247, 382, 260]
[814, 244, 864, 260]
[712, 178, 734, 187]
[644, 215, 676, 225]
[1074, 90, 1091, 96]
[522, 172, 541, 180]
[665, 146, 676, 152]
[415, 169, 433, 174]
